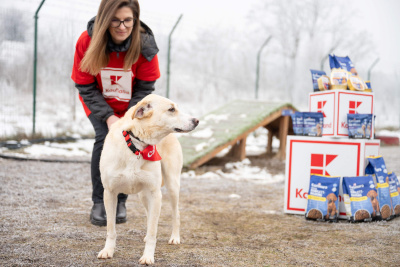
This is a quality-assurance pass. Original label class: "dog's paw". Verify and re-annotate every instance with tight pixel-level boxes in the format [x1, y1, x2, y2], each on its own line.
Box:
[139, 254, 154, 265]
[168, 236, 180, 245]
[97, 247, 114, 259]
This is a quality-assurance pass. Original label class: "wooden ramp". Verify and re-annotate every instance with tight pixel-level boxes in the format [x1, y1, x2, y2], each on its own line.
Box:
[179, 100, 296, 169]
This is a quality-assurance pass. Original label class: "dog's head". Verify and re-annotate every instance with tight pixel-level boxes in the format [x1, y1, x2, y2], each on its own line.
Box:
[367, 190, 378, 199]
[127, 94, 199, 144]
[326, 193, 337, 202]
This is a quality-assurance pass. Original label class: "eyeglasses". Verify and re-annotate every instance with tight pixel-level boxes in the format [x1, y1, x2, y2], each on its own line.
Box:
[110, 18, 135, 28]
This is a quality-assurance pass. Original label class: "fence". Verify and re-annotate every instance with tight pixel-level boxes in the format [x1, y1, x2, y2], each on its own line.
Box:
[1, 1, 399, 140]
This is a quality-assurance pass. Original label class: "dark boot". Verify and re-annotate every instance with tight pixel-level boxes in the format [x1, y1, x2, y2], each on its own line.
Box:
[90, 203, 107, 226]
[116, 202, 127, 224]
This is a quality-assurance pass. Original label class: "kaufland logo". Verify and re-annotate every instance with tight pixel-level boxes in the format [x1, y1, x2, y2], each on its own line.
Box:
[317, 101, 327, 118]
[349, 101, 362, 114]
[310, 153, 338, 176]
[111, 75, 122, 85]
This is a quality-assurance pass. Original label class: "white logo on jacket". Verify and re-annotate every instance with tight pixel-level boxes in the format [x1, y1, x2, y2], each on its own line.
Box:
[100, 68, 133, 102]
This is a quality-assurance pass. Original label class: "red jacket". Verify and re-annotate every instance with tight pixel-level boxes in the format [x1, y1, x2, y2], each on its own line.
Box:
[71, 25, 160, 119]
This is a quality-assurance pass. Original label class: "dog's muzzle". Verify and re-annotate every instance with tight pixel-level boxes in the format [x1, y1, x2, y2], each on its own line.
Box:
[174, 118, 199, 133]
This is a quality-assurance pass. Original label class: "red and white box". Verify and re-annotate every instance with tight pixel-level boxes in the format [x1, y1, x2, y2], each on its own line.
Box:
[284, 136, 380, 219]
[309, 90, 374, 137]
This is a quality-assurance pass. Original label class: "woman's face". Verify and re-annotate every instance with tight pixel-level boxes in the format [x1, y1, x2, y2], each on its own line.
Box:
[108, 6, 134, 45]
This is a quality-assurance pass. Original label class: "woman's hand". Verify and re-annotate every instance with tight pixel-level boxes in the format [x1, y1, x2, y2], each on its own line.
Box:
[106, 115, 119, 129]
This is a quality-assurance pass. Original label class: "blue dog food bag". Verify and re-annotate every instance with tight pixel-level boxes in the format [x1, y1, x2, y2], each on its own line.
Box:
[303, 112, 324, 137]
[388, 172, 400, 217]
[329, 54, 358, 76]
[305, 175, 340, 222]
[365, 156, 393, 220]
[290, 112, 303, 135]
[341, 177, 352, 220]
[342, 176, 378, 222]
[310, 69, 327, 92]
[347, 114, 373, 139]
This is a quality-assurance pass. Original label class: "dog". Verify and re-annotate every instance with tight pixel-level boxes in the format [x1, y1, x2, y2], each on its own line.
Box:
[316, 123, 322, 137]
[97, 94, 199, 264]
[367, 190, 380, 217]
[325, 193, 337, 219]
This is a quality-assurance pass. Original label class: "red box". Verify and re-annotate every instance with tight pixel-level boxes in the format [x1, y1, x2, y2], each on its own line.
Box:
[309, 90, 374, 137]
[284, 136, 380, 218]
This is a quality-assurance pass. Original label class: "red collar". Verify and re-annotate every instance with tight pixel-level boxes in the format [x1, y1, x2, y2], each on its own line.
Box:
[122, 131, 162, 161]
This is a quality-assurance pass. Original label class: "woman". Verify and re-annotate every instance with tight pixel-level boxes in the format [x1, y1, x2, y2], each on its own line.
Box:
[71, 0, 160, 226]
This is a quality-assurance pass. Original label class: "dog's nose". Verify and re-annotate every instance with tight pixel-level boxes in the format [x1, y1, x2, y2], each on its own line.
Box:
[192, 118, 199, 126]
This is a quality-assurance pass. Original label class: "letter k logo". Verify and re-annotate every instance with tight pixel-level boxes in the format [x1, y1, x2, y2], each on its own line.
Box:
[310, 153, 338, 176]
[349, 101, 362, 114]
[110, 75, 122, 85]
[317, 101, 327, 118]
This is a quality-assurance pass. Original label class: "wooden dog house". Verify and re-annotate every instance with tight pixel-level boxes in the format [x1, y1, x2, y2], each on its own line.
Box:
[179, 100, 296, 169]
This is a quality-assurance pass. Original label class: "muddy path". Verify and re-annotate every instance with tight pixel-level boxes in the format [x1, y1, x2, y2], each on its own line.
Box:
[1, 146, 399, 266]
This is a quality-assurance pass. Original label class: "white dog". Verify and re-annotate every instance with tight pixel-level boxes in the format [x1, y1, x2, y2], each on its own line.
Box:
[97, 94, 199, 264]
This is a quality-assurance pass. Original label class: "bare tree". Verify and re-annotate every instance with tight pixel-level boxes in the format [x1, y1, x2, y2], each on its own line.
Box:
[247, 0, 374, 105]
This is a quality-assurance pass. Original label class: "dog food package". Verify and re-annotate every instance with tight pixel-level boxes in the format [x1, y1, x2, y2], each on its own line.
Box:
[330, 68, 348, 90]
[342, 176, 379, 222]
[305, 175, 340, 222]
[364, 81, 372, 92]
[388, 172, 400, 217]
[341, 177, 352, 219]
[317, 75, 331, 91]
[290, 112, 304, 135]
[329, 54, 358, 76]
[347, 114, 373, 139]
[348, 75, 365, 91]
[310, 69, 327, 91]
[303, 112, 324, 137]
[365, 156, 393, 220]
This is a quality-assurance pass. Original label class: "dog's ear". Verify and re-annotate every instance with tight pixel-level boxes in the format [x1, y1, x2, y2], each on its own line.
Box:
[133, 101, 153, 119]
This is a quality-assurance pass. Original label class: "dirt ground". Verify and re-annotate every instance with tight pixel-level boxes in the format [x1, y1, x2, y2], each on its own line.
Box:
[1, 146, 400, 266]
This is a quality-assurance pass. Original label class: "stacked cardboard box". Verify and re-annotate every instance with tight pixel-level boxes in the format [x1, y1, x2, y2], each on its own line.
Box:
[284, 66, 379, 219]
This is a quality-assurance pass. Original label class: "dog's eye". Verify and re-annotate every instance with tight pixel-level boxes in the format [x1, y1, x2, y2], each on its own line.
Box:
[168, 107, 175, 112]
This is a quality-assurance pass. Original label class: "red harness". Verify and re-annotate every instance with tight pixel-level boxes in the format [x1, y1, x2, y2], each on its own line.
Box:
[122, 131, 162, 161]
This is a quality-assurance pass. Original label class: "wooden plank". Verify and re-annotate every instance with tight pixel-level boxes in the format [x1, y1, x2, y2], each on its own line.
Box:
[277, 115, 289, 160]
[188, 108, 284, 169]
[267, 130, 273, 155]
[227, 137, 247, 161]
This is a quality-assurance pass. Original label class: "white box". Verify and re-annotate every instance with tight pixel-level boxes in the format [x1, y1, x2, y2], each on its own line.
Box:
[284, 136, 380, 218]
[309, 90, 374, 137]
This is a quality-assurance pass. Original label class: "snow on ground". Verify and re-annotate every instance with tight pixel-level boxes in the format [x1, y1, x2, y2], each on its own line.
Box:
[191, 127, 214, 138]
[376, 130, 400, 140]
[0, 127, 284, 184]
[1, 127, 398, 184]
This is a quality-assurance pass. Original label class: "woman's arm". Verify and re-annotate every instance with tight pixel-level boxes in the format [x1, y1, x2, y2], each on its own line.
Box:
[75, 82, 115, 122]
[128, 79, 156, 109]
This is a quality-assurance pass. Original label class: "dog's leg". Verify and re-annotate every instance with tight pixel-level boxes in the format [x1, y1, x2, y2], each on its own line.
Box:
[138, 189, 162, 265]
[98, 189, 118, 259]
[165, 175, 181, 244]
[138, 191, 149, 242]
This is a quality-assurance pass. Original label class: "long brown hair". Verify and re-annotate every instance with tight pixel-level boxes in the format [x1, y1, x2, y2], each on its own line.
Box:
[80, 0, 141, 75]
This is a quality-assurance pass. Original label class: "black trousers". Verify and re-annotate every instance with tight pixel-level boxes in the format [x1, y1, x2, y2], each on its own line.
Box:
[88, 114, 128, 204]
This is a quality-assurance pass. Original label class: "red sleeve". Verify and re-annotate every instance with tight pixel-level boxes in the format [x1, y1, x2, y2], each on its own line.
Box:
[135, 54, 161, 81]
[71, 31, 95, 85]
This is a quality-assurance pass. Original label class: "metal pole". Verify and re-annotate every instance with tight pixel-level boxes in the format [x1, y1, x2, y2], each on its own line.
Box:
[255, 36, 272, 99]
[33, 0, 46, 137]
[166, 14, 183, 99]
[320, 48, 335, 71]
[320, 54, 329, 71]
[368, 58, 380, 81]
